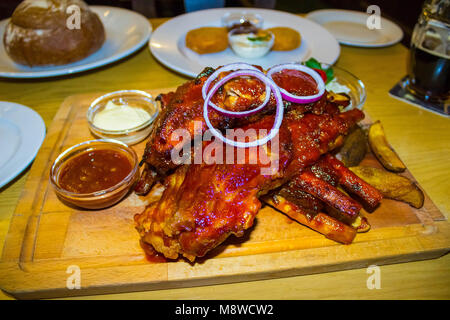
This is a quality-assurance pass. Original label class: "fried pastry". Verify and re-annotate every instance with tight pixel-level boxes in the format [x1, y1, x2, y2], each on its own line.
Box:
[266, 27, 301, 51]
[185, 27, 228, 54]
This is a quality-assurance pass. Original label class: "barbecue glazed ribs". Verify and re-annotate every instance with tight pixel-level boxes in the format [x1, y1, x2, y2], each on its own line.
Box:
[134, 66, 383, 261]
[135, 67, 331, 195]
[135, 67, 270, 194]
[135, 106, 368, 261]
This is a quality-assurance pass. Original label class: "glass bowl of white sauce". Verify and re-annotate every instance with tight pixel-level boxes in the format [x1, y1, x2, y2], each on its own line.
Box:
[87, 90, 159, 145]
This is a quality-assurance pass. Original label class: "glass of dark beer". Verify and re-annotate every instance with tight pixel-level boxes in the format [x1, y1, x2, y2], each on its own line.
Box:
[406, 0, 450, 103]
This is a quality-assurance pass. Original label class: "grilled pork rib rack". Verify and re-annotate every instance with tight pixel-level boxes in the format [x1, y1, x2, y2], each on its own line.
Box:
[134, 66, 383, 262]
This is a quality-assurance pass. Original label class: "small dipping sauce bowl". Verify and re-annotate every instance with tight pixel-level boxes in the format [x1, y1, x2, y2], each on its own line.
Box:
[228, 28, 274, 59]
[87, 90, 159, 145]
[50, 139, 139, 209]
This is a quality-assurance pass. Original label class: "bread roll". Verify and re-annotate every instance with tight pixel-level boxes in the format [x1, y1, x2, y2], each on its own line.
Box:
[3, 0, 105, 66]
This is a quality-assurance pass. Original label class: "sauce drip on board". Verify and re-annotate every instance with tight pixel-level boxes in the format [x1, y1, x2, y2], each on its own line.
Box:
[271, 69, 319, 96]
[58, 149, 132, 194]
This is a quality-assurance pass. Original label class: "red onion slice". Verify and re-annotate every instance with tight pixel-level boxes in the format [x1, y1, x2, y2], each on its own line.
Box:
[203, 70, 272, 118]
[202, 63, 271, 117]
[267, 63, 325, 104]
[203, 70, 284, 148]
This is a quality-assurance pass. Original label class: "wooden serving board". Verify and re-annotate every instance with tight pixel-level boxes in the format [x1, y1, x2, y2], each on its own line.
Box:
[0, 89, 449, 299]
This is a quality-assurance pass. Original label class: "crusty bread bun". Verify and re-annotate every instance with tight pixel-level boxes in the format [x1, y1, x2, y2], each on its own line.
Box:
[3, 0, 105, 66]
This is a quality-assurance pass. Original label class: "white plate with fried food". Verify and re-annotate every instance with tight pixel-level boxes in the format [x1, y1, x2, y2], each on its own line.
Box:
[306, 9, 403, 47]
[149, 8, 340, 77]
[0, 102, 46, 188]
[0, 6, 152, 79]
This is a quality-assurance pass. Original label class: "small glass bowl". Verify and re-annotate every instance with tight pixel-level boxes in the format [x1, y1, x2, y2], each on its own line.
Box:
[87, 90, 159, 145]
[321, 64, 367, 111]
[221, 11, 264, 30]
[228, 29, 274, 59]
[50, 139, 139, 210]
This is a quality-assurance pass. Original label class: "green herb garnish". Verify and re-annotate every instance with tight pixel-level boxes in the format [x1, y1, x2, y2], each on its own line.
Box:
[247, 34, 271, 42]
[303, 57, 335, 84]
[324, 67, 334, 84]
[304, 57, 322, 69]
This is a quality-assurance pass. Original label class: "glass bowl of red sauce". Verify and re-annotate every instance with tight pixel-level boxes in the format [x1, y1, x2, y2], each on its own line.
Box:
[50, 139, 139, 209]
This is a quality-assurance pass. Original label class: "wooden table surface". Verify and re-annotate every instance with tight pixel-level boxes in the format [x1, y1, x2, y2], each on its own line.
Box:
[0, 17, 449, 300]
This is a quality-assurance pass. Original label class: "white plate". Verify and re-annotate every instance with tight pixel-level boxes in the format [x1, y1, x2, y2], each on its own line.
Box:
[306, 9, 403, 47]
[149, 8, 340, 77]
[0, 102, 46, 188]
[0, 6, 152, 78]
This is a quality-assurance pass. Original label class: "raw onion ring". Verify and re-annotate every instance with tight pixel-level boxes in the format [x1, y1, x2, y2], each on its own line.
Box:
[267, 63, 325, 104]
[202, 63, 271, 117]
[203, 69, 284, 148]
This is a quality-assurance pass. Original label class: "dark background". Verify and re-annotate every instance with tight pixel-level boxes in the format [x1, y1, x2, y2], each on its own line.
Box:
[0, 0, 425, 46]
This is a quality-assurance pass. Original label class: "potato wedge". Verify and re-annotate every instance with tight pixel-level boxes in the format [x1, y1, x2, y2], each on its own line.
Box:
[327, 92, 351, 108]
[336, 125, 367, 167]
[349, 166, 424, 208]
[368, 121, 406, 172]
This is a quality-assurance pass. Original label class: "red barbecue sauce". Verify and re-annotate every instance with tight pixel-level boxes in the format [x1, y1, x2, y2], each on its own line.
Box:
[271, 69, 319, 96]
[58, 149, 132, 194]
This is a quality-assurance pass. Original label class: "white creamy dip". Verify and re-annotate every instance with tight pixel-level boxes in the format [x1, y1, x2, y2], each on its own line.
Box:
[93, 101, 151, 131]
[228, 31, 274, 59]
[325, 78, 351, 94]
